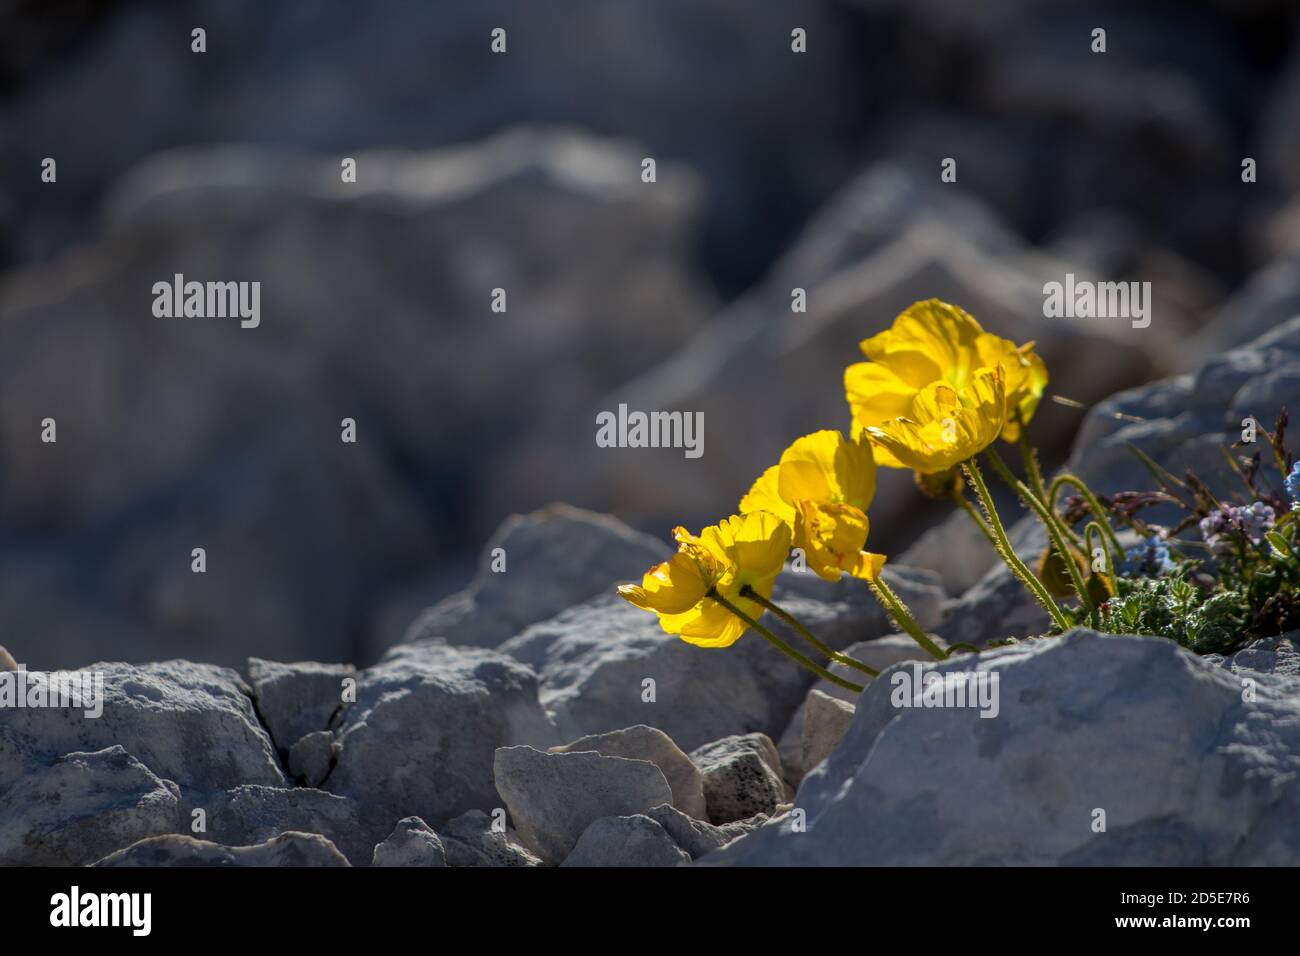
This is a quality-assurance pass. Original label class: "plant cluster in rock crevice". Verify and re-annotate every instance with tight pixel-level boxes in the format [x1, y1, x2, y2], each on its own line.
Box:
[619, 299, 1300, 688]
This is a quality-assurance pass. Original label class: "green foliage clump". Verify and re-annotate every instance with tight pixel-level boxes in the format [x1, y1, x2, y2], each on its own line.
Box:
[1047, 409, 1300, 655]
[1101, 575, 1251, 655]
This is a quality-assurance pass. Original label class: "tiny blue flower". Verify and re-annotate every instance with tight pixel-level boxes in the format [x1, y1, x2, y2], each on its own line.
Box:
[1286, 462, 1300, 508]
[1120, 535, 1175, 577]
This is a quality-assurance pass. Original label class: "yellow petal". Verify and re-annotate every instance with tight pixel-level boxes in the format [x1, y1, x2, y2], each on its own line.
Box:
[779, 430, 843, 485]
[845, 360, 920, 428]
[617, 552, 709, 616]
[794, 500, 872, 582]
[867, 300, 984, 377]
[679, 523, 729, 569]
[847, 299, 1045, 456]
[854, 340, 943, 390]
[849, 551, 888, 581]
[866, 367, 1005, 473]
[777, 458, 835, 508]
[666, 600, 749, 648]
[727, 511, 793, 583]
[626, 512, 796, 648]
[739, 464, 793, 523]
[742, 431, 877, 518]
[838, 435, 877, 512]
[851, 419, 906, 469]
[778, 429, 877, 511]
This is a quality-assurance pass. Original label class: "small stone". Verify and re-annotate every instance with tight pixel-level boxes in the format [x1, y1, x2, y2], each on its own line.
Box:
[551, 725, 707, 820]
[0, 646, 18, 671]
[643, 803, 733, 860]
[493, 745, 673, 864]
[801, 689, 856, 775]
[690, 734, 786, 825]
[777, 633, 939, 782]
[561, 815, 691, 867]
[437, 809, 542, 867]
[372, 816, 447, 867]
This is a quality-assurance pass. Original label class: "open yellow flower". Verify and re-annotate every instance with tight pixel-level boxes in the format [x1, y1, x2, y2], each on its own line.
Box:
[864, 366, 1006, 473]
[618, 511, 791, 647]
[844, 299, 1047, 463]
[739, 430, 886, 582]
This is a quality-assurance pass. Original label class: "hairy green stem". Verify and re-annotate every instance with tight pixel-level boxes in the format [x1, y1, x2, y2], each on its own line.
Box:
[741, 586, 879, 678]
[707, 588, 864, 693]
[1047, 473, 1123, 555]
[963, 459, 1073, 632]
[956, 495, 998, 549]
[865, 576, 947, 661]
[1012, 472, 1096, 623]
[1017, 426, 1047, 504]
[986, 445, 1085, 553]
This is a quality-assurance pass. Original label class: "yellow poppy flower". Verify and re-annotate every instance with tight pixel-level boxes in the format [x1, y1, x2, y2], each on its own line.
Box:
[864, 366, 1006, 473]
[618, 511, 791, 647]
[844, 299, 1047, 463]
[739, 430, 886, 582]
[793, 499, 887, 582]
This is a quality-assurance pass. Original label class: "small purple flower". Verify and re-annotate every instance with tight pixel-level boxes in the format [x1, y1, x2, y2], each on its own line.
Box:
[1198, 511, 1231, 556]
[1120, 535, 1175, 577]
[1199, 502, 1276, 555]
[1238, 501, 1276, 542]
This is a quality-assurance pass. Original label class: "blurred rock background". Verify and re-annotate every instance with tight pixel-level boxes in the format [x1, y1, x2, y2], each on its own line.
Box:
[2, 0, 1299, 667]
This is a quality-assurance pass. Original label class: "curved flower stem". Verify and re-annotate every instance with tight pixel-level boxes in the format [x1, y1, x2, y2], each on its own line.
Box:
[956, 495, 998, 549]
[1048, 473, 1123, 556]
[1017, 425, 1047, 504]
[864, 576, 947, 661]
[986, 445, 1084, 552]
[740, 586, 879, 677]
[963, 459, 1073, 632]
[706, 588, 864, 693]
[1011, 473, 1096, 624]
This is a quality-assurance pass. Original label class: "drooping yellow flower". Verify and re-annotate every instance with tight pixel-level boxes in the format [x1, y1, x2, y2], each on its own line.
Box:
[864, 366, 1006, 474]
[793, 499, 887, 582]
[739, 430, 886, 582]
[844, 299, 1047, 463]
[618, 511, 791, 647]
